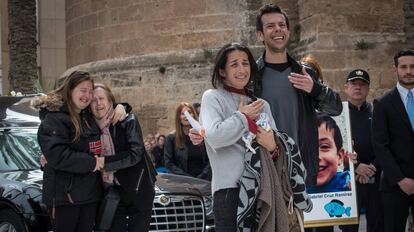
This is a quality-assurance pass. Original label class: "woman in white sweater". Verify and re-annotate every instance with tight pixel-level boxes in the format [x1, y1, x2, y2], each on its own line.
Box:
[199, 43, 279, 231]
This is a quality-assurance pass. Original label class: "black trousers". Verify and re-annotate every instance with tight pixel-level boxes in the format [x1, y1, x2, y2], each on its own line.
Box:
[340, 181, 384, 232]
[213, 187, 239, 232]
[381, 187, 414, 232]
[51, 202, 98, 232]
[108, 187, 152, 232]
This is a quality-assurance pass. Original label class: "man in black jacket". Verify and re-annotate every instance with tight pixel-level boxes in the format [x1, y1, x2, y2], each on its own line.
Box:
[254, 4, 343, 188]
[372, 49, 414, 232]
[340, 69, 383, 232]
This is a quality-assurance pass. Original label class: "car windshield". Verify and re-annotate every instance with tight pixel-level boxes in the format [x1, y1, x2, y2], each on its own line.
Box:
[0, 128, 40, 171]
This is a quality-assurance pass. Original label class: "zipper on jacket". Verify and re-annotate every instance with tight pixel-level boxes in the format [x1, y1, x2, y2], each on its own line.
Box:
[51, 198, 56, 220]
[67, 193, 74, 204]
[135, 169, 145, 192]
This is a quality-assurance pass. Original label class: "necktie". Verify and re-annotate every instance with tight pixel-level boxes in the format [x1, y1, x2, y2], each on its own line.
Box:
[407, 91, 414, 129]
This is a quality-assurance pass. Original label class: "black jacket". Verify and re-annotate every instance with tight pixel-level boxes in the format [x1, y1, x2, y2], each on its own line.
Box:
[104, 113, 157, 214]
[37, 103, 102, 207]
[164, 133, 211, 180]
[255, 52, 343, 186]
[372, 87, 414, 190]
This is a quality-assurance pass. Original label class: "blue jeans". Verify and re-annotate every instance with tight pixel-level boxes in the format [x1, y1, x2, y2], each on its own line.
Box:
[213, 188, 239, 232]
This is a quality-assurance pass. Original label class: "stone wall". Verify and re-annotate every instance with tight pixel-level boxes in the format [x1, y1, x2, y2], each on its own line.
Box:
[64, 0, 412, 135]
[296, 0, 411, 101]
[64, 0, 284, 135]
[66, 0, 256, 68]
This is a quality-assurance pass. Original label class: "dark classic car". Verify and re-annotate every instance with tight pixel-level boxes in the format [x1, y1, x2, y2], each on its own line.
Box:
[0, 96, 214, 232]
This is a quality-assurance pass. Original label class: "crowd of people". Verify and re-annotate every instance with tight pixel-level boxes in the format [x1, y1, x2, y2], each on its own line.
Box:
[32, 3, 413, 232]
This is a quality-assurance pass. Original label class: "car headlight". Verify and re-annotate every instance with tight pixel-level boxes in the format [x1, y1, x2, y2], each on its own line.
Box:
[203, 195, 213, 216]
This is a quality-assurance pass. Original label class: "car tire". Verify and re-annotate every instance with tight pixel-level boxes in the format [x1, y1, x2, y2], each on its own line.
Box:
[0, 208, 27, 232]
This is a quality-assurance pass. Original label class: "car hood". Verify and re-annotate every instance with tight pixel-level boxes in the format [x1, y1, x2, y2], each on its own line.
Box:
[0, 170, 212, 196]
[0, 169, 43, 190]
[155, 173, 211, 196]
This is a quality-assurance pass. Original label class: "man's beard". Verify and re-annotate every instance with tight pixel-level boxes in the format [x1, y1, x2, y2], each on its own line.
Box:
[398, 74, 414, 87]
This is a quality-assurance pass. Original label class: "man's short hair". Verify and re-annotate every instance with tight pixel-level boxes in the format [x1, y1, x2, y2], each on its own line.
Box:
[256, 4, 290, 32]
[393, 49, 414, 66]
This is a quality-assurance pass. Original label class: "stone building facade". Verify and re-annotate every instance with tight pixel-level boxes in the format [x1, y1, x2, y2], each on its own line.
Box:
[62, 0, 413, 135]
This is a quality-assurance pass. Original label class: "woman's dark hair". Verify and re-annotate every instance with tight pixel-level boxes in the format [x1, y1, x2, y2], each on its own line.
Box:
[211, 42, 258, 94]
[256, 4, 290, 32]
[52, 70, 94, 141]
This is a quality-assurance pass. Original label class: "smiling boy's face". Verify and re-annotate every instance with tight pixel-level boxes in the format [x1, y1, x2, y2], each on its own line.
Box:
[317, 123, 345, 186]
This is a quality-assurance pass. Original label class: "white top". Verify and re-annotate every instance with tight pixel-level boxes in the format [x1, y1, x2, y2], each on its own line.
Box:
[199, 88, 277, 194]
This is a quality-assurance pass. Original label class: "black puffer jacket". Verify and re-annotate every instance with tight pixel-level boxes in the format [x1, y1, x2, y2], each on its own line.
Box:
[104, 113, 157, 214]
[255, 52, 343, 187]
[35, 97, 102, 207]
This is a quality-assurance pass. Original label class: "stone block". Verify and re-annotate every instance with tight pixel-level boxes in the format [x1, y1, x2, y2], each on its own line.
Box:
[311, 51, 346, 69]
[56, 19, 66, 48]
[40, 19, 56, 48]
[119, 4, 143, 23]
[378, 69, 396, 89]
[140, 1, 175, 21]
[56, 0, 66, 19]
[55, 48, 67, 77]
[80, 14, 98, 32]
[180, 29, 235, 50]
[173, 0, 206, 17]
[80, 28, 103, 46]
[40, 49, 56, 79]
[141, 34, 183, 53]
[91, 0, 107, 11]
[205, 0, 235, 14]
[67, 33, 81, 52]
[107, 0, 132, 9]
[93, 42, 111, 61]
[66, 1, 89, 21]
[40, 0, 56, 19]
[151, 18, 192, 36]
[97, 10, 111, 27]
[66, 17, 81, 37]
[190, 14, 237, 32]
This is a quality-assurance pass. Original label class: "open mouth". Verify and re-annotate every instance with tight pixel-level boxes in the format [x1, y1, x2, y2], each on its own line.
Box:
[318, 165, 327, 173]
[272, 36, 284, 41]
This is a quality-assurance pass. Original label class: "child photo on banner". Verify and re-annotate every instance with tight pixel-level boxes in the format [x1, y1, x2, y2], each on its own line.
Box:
[304, 102, 358, 228]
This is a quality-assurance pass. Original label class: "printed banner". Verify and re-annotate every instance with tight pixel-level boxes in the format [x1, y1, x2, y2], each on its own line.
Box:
[304, 102, 358, 227]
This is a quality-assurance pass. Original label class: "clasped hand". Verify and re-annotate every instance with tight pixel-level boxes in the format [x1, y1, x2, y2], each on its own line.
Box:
[94, 156, 105, 172]
[238, 96, 264, 120]
[256, 127, 278, 156]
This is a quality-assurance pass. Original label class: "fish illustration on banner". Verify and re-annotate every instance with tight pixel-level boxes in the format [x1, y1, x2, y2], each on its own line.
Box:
[324, 199, 351, 217]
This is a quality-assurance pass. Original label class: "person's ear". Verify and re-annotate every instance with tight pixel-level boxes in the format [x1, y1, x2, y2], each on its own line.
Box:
[393, 65, 398, 77]
[338, 148, 346, 165]
[256, 31, 264, 42]
[219, 69, 226, 79]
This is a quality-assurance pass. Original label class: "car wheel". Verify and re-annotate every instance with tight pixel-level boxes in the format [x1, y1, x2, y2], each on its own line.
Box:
[0, 209, 27, 232]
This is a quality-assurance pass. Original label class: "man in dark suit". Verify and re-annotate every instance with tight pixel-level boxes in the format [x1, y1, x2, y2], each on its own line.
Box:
[372, 49, 414, 232]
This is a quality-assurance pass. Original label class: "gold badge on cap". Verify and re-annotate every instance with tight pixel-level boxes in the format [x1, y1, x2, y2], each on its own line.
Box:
[356, 70, 363, 76]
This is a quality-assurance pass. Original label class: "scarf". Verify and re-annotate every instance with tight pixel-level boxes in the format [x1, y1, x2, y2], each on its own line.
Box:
[95, 109, 115, 184]
[237, 139, 261, 231]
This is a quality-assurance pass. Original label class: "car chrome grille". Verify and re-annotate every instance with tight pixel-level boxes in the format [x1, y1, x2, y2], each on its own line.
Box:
[149, 195, 205, 232]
